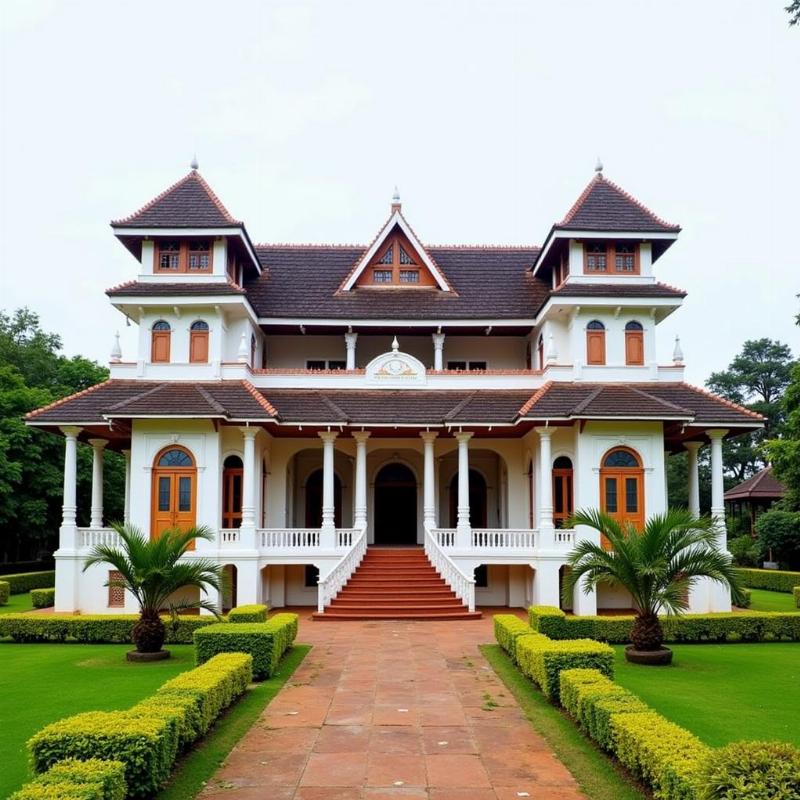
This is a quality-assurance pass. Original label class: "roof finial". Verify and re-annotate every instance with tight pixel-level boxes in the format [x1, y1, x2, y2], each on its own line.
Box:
[391, 185, 401, 213]
[673, 334, 684, 365]
[190, 154, 199, 171]
[594, 157, 603, 179]
[110, 331, 122, 364]
[391, 336, 400, 352]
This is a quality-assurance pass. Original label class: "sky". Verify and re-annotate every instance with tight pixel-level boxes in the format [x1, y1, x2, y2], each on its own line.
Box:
[0, 0, 797, 385]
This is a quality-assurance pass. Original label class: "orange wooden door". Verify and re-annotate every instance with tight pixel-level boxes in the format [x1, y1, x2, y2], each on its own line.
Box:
[586, 331, 606, 365]
[151, 447, 196, 548]
[625, 331, 644, 365]
[600, 471, 644, 548]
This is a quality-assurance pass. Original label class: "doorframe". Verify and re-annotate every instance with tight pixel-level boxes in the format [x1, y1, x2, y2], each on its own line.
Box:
[150, 444, 198, 543]
[599, 446, 645, 547]
[371, 458, 420, 545]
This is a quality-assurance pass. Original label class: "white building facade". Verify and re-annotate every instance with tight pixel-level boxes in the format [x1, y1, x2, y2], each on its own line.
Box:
[28, 165, 762, 618]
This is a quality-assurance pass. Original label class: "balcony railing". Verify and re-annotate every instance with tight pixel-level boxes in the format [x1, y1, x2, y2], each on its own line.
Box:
[78, 528, 120, 548]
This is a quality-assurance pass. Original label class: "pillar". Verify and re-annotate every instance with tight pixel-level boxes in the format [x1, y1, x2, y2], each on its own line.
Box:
[122, 449, 131, 524]
[345, 331, 358, 370]
[239, 427, 259, 543]
[707, 429, 731, 612]
[88, 439, 107, 529]
[535, 426, 554, 531]
[685, 441, 701, 518]
[60, 427, 82, 533]
[532, 561, 560, 606]
[56, 426, 82, 613]
[420, 431, 438, 527]
[319, 431, 338, 548]
[352, 431, 370, 529]
[455, 432, 472, 546]
[432, 331, 445, 371]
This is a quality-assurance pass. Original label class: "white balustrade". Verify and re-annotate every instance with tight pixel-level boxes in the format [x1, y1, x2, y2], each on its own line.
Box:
[318, 526, 368, 612]
[258, 528, 321, 549]
[424, 526, 476, 612]
[431, 528, 456, 547]
[78, 528, 120, 548]
[471, 528, 536, 549]
[220, 528, 241, 545]
[336, 528, 359, 548]
[554, 528, 575, 546]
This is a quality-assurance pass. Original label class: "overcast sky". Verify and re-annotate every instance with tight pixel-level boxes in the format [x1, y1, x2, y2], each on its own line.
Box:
[1, 1, 797, 385]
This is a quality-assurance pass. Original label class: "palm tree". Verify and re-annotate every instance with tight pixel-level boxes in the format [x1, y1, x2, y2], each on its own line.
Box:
[563, 508, 745, 659]
[83, 523, 223, 655]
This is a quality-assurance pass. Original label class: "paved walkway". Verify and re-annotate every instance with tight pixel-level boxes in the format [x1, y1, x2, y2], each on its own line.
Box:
[200, 611, 584, 800]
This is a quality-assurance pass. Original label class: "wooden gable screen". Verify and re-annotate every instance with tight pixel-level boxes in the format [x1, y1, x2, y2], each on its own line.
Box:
[625, 321, 644, 365]
[355, 228, 438, 288]
[585, 321, 606, 365]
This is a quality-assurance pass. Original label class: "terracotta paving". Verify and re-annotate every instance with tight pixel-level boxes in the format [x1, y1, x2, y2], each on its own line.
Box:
[200, 609, 585, 800]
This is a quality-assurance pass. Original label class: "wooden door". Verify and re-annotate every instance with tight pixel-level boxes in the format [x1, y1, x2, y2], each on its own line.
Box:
[222, 467, 243, 528]
[151, 447, 197, 547]
[625, 331, 644, 365]
[599, 447, 644, 549]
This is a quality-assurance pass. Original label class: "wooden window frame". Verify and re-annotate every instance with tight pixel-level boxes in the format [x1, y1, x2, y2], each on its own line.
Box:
[583, 242, 640, 275]
[585, 321, 606, 366]
[552, 457, 574, 529]
[358, 232, 436, 288]
[151, 321, 171, 363]
[222, 459, 243, 528]
[154, 239, 214, 274]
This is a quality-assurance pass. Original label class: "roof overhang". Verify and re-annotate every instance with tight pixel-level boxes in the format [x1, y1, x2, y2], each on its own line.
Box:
[110, 294, 260, 327]
[537, 294, 683, 323]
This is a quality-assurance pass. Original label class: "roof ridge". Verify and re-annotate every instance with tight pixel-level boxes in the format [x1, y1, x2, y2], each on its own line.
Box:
[571, 386, 606, 415]
[316, 392, 349, 422]
[518, 381, 553, 416]
[443, 392, 478, 421]
[106, 382, 168, 412]
[195, 384, 227, 415]
[25, 379, 114, 420]
[255, 242, 367, 250]
[241, 381, 278, 417]
[627, 386, 694, 415]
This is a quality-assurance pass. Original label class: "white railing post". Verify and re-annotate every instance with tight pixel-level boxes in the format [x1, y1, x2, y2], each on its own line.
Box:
[424, 525, 476, 612]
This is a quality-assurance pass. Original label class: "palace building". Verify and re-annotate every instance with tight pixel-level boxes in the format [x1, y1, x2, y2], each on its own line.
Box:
[27, 163, 763, 618]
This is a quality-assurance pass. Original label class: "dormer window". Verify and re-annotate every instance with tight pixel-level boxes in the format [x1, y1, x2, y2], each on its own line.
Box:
[155, 239, 213, 274]
[373, 270, 393, 283]
[359, 231, 434, 288]
[399, 270, 419, 284]
[615, 243, 637, 272]
[583, 242, 640, 275]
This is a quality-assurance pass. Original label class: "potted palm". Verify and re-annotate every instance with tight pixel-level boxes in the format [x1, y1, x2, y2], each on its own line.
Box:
[83, 523, 223, 661]
[563, 508, 744, 665]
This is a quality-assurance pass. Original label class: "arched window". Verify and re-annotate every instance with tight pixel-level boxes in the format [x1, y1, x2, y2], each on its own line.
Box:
[625, 320, 644, 366]
[157, 447, 193, 467]
[222, 455, 243, 528]
[600, 447, 644, 546]
[586, 320, 606, 365]
[552, 456, 573, 528]
[189, 320, 210, 364]
[151, 320, 171, 363]
[152, 446, 196, 544]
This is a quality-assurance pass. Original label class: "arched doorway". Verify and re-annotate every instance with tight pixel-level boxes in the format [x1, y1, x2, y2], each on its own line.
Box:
[449, 469, 488, 528]
[305, 469, 342, 528]
[374, 463, 418, 545]
[600, 446, 644, 547]
[222, 455, 243, 528]
[151, 445, 197, 544]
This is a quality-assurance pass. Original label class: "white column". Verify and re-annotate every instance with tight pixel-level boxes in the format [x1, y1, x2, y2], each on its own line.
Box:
[532, 561, 561, 606]
[352, 431, 370, 529]
[344, 331, 358, 370]
[685, 441, 701, 518]
[60, 427, 82, 532]
[535, 427, 554, 535]
[421, 432, 438, 528]
[122, 449, 131, 524]
[88, 439, 106, 529]
[432, 331, 445, 371]
[455, 432, 472, 546]
[239, 427, 259, 538]
[708, 428, 731, 612]
[319, 431, 338, 548]
[56, 426, 82, 613]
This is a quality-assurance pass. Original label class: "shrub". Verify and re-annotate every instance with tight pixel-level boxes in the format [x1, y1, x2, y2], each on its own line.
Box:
[737, 588, 752, 608]
[727, 535, 761, 567]
[30, 588, 55, 609]
[194, 612, 298, 679]
[795, 586, 800, 609]
[559, 667, 611, 718]
[610, 711, 711, 800]
[493, 614, 538, 662]
[0, 580, 8, 605]
[1, 571, 55, 595]
[735, 567, 800, 594]
[21, 759, 126, 800]
[755, 510, 800, 570]
[228, 604, 268, 623]
[697, 740, 800, 800]
[28, 711, 180, 798]
[0, 614, 217, 643]
[515, 635, 614, 703]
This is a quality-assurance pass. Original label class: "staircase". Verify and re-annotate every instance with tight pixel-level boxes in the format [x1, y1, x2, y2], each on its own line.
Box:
[313, 547, 482, 620]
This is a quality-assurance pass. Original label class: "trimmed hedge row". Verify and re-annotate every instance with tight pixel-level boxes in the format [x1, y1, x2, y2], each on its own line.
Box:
[28, 653, 252, 798]
[795, 587, 800, 609]
[228, 604, 268, 623]
[0, 614, 217, 644]
[735, 567, 800, 594]
[0, 580, 8, 605]
[10, 758, 126, 800]
[194, 612, 298, 679]
[528, 605, 800, 643]
[2, 571, 55, 594]
[31, 588, 55, 609]
[493, 614, 539, 663]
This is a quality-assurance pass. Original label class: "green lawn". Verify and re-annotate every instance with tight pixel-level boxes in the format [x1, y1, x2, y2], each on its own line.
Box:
[0, 593, 34, 615]
[0, 643, 195, 798]
[612, 643, 800, 747]
[746, 587, 798, 612]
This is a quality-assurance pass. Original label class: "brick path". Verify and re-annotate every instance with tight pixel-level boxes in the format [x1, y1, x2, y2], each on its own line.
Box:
[200, 611, 584, 800]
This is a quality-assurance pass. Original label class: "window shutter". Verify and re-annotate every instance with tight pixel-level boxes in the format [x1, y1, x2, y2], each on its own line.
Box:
[586, 331, 606, 365]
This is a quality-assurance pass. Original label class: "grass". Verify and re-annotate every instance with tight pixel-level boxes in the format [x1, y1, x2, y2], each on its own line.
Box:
[481, 644, 645, 800]
[0, 593, 34, 614]
[0, 643, 195, 798]
[746, 587, 798, 612]
[612, 642, 800, 747]
[156, 645, 310, 800]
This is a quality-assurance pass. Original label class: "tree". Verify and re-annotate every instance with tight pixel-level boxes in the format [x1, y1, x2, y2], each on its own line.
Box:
[83, 523, 223, 655]
[706, 338, 796, 482]
[563, 509, 744, 661]
[788, 1, 800, 26]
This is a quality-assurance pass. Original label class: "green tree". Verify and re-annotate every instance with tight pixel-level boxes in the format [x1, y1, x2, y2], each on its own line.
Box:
[788, 1, 800, 26]
[767, 366, 800, 510]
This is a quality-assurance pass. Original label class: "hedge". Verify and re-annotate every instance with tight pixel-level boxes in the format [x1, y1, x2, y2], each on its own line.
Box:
[795, 587, 800, 609]
[529, 606, 800, 643]
[2, 571, 55, 595]
[735, 567, 800, 594]
[0, 614, 218, 643]
[493, 614, 539, 662]
[31, 588, 55, 609]
[10, 759, 126, 800]
[0, 580, 8, 605]
[515, 634, 614, 703]
[228, 604, 268, 623]
[194, 612, 298, 679]
[738, 588, 751, 609]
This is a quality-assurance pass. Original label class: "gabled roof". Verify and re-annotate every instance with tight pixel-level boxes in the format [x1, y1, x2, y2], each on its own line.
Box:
[338, 209, 453, 293]
[724, 467, 786, 501]
[556, 174, 680, 233]
[111, 170, 242, 228]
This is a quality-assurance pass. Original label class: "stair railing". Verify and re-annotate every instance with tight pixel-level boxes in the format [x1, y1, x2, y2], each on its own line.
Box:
[424, 524, 476, 612]
[317, 524, 368, 613]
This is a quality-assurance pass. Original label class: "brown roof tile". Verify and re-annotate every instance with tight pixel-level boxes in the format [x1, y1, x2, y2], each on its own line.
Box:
[724, 467, 786, 501]
[550, 282, 686, 299]
[106, 281, 245, 297]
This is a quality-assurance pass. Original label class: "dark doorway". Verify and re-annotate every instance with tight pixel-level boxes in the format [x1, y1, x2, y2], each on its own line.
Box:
[374, 463, 418, 545]
[305, 469, 342, 528]
[449, 469, 488, 528]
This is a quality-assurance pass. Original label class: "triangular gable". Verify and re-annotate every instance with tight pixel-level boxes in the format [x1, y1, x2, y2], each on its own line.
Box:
[340, 210, 453, 292]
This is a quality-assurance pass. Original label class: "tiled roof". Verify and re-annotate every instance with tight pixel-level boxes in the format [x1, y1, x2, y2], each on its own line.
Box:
[246, 245, 549, 320]
[106, 281, 245, 297]
[111, 170, 241, 228]
[550, 282, 686, 299]
[724, 467, 786, 501]
[556, 175, 680, 233]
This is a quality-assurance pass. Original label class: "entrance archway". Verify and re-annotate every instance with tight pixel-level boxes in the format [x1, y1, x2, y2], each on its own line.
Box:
[305, 469, 342, 528]
[449, 469, 488, 528]
[374, 463, 418, 545]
